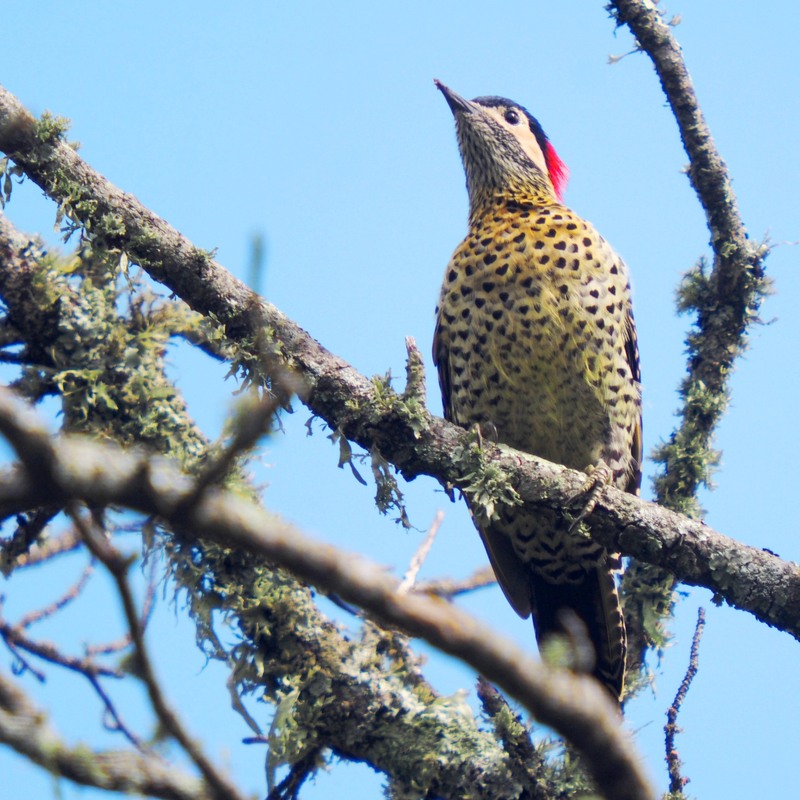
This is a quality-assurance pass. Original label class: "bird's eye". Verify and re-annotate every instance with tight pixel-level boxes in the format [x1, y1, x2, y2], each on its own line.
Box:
[504, 109, 520, 125]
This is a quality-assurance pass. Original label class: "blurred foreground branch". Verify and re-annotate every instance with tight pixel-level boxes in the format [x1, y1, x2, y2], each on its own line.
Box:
[0, 668, 213, 800]
[0, 388, 653, 800]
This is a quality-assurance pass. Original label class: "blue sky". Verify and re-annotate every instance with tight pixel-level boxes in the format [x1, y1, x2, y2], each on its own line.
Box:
[2, 2, 799, 798]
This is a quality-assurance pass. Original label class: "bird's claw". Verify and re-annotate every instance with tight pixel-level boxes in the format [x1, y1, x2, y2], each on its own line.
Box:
[568, 462, 612, 533]
[468, 420, 499, 447]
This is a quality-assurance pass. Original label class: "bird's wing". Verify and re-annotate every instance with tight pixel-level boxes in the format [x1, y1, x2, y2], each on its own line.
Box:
[433, 311, 533, 617]
[474, 517, 533, 618]
[431, 312, 453, 421]
[623, 288, 643, 495]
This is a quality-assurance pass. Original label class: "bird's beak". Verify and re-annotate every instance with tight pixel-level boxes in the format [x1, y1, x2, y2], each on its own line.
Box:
[434, 80, 472, 115]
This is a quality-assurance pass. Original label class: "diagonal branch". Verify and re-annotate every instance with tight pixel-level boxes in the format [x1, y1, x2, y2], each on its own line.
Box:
[608, 2, 758, 258]
[0, 85, 795, 643]
[0, 388, 654, 800]
[0, 668, 216, 800]
[605, 2, 769, 511]
[605, 0, 770, 671]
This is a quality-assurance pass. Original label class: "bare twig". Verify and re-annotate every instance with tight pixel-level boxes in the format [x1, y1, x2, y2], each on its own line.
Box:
[18, 561, 94, 628]
[0, 566, 155, 749]
[0, 668, 213, 800]
[87, 555, 158, 657]
[2, 636, 45, 682]
[10, 526, 83, 568]
[398, 510, 444, 593]
[0, 614, 122, 680]
[86, 671, 149, 750]
[0, 505, 62, 573]
[417, 565, 496, 599]
[665, 607, 706, 795]
[0, 596, 148, 748]
[69, 506, 247, 800]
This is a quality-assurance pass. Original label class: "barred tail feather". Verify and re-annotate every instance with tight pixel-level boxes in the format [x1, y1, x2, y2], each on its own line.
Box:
[530, 566, 627, 702]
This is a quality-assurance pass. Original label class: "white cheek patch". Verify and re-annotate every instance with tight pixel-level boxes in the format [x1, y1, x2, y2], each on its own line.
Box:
[482, 107, 548, 176]
[516, 129, 548, 175]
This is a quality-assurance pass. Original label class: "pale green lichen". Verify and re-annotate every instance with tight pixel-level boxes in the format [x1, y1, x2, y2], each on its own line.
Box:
[12, 244, 206, 465]
[34, 111, 71, 144]
[451, 435, 522, 524]
[370, 445, 410, 527]
[0, 156, 25, 208]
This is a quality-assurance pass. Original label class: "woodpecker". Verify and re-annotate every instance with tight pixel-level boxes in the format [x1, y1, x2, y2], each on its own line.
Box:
[433, 81, 642, 701]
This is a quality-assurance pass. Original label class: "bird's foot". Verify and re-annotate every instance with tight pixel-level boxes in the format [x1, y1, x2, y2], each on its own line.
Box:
[480, 420, 499, 443]
[568, 461, 612, 533]
[468, 420, 499, 447]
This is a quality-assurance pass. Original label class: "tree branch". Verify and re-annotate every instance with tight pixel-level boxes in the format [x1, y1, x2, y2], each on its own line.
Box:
[0, 668, 215, 800]
[70, 507, 247, 800]
[664, 607, 705, 796]
[0, 84, 792, 643]
[607, 1, 768, 506]
[605, 0, 770, 670]
[0, 388, 654, 800]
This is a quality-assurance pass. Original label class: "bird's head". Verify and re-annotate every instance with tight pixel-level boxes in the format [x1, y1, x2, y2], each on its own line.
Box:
[435, 80, 568, 210]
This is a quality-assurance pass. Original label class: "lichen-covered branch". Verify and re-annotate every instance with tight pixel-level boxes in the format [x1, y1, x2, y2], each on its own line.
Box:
[664, 608, 705, 797]
[606, 1, 768, 508]
[0, 389, 654, 800]
[606, 0, 770, 670]
[0, 668, 212, 800]
[0, 86, 792, 641]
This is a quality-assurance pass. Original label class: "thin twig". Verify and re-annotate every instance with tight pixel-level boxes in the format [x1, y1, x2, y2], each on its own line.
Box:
[86, 671, 150, 751]
[70, 505, 247, 800]
[0, 616, 122, 680]
[0, 669, 212, 800]
[665, 607, 706, 795]
[417, 565, 496, 599]
[398, 510, 444, 593]
[11, 527, 83, 568]
[0, 579, 156, 751]
[86, 558, 157, 657]
[3, 637, 45, 682]
[0, 505, 62, 573]
[18, 561, 94, 628]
